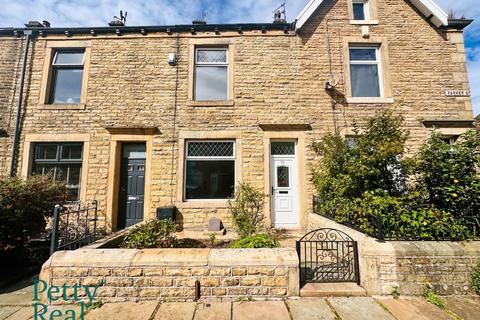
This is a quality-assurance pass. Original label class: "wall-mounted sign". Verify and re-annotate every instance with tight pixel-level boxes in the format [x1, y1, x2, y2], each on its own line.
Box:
[445, 90, 471, 97]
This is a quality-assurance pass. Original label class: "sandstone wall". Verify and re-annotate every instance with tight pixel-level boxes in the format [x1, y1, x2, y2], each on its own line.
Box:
[39, 248, 299, 303]
[309, 214, 480, 296]
[0, 37, 23, 176]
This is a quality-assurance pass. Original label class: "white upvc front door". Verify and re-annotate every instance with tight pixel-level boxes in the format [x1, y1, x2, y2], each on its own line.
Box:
[270, 141, 298, 228]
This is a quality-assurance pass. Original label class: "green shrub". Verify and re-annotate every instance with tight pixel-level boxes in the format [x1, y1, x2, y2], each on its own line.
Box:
[312, 108, 480, 240]
[0, 176, 68, 249]
[228, 183, 267, 238]
[416, 130, 480, 218]
[472, 262, 480, 295]
[121, 219, 178, 249]
[231, 234, 278, 248]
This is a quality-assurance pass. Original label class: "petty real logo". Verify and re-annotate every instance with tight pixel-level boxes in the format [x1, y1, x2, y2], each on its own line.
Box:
[32, 278, 102, 320]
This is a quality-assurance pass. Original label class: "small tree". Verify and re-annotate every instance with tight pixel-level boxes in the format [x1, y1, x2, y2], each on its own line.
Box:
[0, 175, 68, 249]
[416, 130, 480, 218]
[228, 183, 267, 238]
[312, 109, 409, 218]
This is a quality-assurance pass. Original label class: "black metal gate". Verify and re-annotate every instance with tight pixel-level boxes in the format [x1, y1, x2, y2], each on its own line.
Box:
[50, 201, 100, 255]
[296, 228, 360, 286]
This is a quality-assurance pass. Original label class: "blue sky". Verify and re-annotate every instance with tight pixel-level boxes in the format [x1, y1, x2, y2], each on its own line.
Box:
[0, 0, 478, 116]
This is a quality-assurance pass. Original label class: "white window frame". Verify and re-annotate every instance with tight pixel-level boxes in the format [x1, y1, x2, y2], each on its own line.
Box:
[194, 47, 229, 101]
[349, 45, 384, 98]
[184, 140, 236, 201]
[352, 0, 370, 21]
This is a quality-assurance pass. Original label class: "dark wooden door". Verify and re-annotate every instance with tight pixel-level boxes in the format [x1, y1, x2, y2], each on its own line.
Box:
[118, 144, 146, 229]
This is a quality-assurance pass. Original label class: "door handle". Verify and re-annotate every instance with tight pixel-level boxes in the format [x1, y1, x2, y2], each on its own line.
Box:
[271, 187, 274, 195]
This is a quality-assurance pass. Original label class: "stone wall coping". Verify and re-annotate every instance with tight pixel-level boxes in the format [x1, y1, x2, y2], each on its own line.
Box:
[362, 240, 480, 256]
[44, 247, 299, 268]
[45, 249, 139, 268]
[132, 249, 211, 266]
[208, 248, 298, 267]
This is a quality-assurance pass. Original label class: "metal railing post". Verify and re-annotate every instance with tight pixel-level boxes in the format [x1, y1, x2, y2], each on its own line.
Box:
[50, 204, 61, 256]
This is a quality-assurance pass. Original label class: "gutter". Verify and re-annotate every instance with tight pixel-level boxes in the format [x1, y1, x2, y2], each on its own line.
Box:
[0, 23, 293, 37]
[9, 30, 31, 177]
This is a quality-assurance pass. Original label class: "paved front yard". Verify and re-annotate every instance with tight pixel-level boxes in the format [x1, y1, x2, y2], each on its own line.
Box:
[2, 295, 480, 320]
[1, 277, 479, 320]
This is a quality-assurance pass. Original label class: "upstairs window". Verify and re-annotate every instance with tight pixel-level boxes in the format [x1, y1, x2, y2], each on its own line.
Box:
[352, 0, 369, 20]
[50, 50, 84, 104]
[195, 48, 228, 101]
[32, 143, 83, 201]
[349, 46, 382, 97]
[185, 141, 235, 200]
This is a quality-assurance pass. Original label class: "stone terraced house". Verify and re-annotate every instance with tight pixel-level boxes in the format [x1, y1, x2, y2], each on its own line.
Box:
[0, 0, 475, 234]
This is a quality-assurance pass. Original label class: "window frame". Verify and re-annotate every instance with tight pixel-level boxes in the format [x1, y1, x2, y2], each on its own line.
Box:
[348, 45, 384, 98]
[184, 140, 236, 201]
[32, 142, 84, 201]
[194, 47, 229, 102]
[352, 0, 369, 21]
[39, 41, 91, 110]
[49, 49, 85, 104]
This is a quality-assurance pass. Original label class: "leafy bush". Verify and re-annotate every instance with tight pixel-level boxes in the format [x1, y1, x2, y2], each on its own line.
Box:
[312, 109, 480, 240]
[472, 262, 480, 295]
[231, 234, 278, 248]
[416, 130, 480, 218]
[121, 219, 178, 249]
[228, 183, 267, 238]
[0, 176, 68, 249]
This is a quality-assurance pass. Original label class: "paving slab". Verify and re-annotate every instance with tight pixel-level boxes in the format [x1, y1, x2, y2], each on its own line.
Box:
[0, 285, 34, 307]
[3, 307, 32, 320]
[300, 283, 366, 297]
[378, 298, 451, 320]
[286, 298, 336, 320]
[153, 302, 197, 320]
[443, 296, 480, 320]
[232, 301, 290, 320]
[194, 302, 231, 320]
[328, 297, 396, 320]
[86, 301, 158, 320]
[0, 307, 22, 320]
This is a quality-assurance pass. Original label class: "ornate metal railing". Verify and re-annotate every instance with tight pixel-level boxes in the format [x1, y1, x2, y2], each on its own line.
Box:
[50, 200, 101, 255]
[296, 228, 360, 286]
[313, 196, 480, 242]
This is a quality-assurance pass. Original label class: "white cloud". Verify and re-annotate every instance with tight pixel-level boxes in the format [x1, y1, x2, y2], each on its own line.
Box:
[0, 0, 478, 115]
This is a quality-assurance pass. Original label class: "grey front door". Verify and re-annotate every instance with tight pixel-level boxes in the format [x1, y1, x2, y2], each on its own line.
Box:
[118, 143, 146, 229]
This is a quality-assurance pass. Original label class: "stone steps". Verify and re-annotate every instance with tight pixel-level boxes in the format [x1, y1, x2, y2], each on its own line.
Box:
[300, 282, 367, 297]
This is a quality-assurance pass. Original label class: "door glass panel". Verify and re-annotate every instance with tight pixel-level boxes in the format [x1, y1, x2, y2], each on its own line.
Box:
[123, 144, 146, 159]
[271, 142, 295, 155]
[277, 166, 289, 187]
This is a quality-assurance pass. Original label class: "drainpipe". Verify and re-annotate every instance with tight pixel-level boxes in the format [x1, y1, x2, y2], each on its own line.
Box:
[9, 30, 32, 177]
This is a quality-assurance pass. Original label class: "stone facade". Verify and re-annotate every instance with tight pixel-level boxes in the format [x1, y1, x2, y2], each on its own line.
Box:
[39, 248, 299, 303]
[0, 37, 24, 177]
[0, 0, 475, 232]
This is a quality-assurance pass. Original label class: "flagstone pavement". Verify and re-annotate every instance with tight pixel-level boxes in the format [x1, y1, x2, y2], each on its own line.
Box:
[1, 278, 479, 320]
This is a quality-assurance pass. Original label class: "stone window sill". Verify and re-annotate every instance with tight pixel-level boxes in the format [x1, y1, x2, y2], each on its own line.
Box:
[39, 103, 86, 110]
[175, 200, 229, 209]
[349, 20, 379, 25]
[187, 100, 235, 107]
[346, 97, 394, 104]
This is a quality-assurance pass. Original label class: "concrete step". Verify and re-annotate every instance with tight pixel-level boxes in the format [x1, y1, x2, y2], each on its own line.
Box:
[300, 282, 367, 297]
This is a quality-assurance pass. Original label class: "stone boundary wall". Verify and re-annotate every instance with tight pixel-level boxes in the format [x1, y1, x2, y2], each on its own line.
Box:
[39, 248, 299, 303]
[308, 213, 480, 296]
[362, 242, 480, 296]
